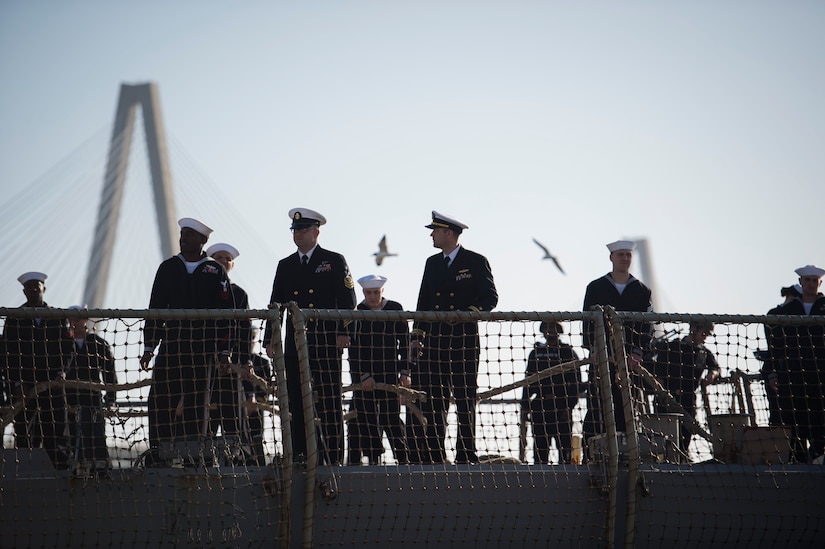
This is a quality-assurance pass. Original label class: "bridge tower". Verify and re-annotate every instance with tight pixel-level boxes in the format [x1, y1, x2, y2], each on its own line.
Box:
[83, 83, 177, 308]
[633, 238, 660, 312]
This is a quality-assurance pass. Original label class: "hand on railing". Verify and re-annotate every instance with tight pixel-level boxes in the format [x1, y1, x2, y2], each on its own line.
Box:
[701, 370, 720, 387]
[409, 340, 423, 359]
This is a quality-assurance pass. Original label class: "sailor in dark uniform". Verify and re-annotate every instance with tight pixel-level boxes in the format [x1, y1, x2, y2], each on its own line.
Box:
[581, 239, 653, 443]
[206, 242, 250, 441]
[651, 320, 720, 457]
[521, 322, 582, 464]
[348, 274, 410, 464]
[407, 211, 498, 464]
[263, 208, 357, 465]
[139, 218, 235, 458]
[2, 271, 73, 468]
[771, 265, 825, 462]
[65, 305, 118, 471]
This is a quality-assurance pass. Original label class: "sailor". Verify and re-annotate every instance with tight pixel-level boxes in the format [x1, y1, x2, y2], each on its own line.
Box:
[581, 239, 653, 444]
[651, 319, 721, 458]
[1, 271, 73, 468]
[205, 242, 251, 442]
[348, 274, 410, 464]
[521, 321, 582, 464]
[772, 264, 825, 462]
[263, 208, 357, 465]
[65, 304, 117, 472]
[407, 211, 498, 464]
[139, 218, 236, 463]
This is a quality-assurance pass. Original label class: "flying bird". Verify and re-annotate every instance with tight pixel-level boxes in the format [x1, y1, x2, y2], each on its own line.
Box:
[532, 238, 565, 275]
[373, 235, 398, 266]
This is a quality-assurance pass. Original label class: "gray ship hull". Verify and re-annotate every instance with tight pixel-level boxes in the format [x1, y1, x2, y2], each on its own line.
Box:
[3, 448, 823, 548]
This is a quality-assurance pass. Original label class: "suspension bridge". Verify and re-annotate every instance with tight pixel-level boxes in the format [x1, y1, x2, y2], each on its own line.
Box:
[0, 82, 280, 311]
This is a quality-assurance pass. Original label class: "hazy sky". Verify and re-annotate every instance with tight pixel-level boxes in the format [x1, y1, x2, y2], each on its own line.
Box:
[1, 1, 823, 316]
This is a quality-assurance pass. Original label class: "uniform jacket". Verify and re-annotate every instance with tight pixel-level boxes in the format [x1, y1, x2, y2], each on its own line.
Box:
[65, 333, 118, 407]
[652, 337, 720, 396]
[771, 294, 825, 363]
[144, 253, 235, 356]
[350, 299, 410, 381]
[768, 294, 825, 395]
[2, 302, 72, 387]
[582, 273, 653, 352]
[413, 246, 498, 338]
[265, 245, 357, 355]
[522, 341, 581, 403]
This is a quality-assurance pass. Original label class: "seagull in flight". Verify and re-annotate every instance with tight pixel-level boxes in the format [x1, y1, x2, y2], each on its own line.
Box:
[373, 235, 398, 266]
[532, 238, 565, 275]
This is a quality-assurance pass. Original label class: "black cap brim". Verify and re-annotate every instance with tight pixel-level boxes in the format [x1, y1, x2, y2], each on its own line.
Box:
[291, 221, 320, 229]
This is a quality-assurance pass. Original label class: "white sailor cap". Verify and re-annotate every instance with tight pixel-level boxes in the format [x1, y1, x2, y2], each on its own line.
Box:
[425, 211, 468, 233]
[206, 243, 240, 259]
[178, 217, 213, 237]
[795, 264, 825, 278]
[17, 271, 47, 285]
[606, 240, 636, 253]
[67, 304, 88, 317]
[357, 274, 387, 289]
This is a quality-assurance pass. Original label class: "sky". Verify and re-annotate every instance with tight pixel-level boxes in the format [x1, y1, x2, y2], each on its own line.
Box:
[1, 1, 824, 317]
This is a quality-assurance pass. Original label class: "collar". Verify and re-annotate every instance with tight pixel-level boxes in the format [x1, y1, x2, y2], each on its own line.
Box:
[443, 245, 461, 264]
[178, 253, 211, 274]
[298, 245, 319, 260]
[606, 272, 636, 285]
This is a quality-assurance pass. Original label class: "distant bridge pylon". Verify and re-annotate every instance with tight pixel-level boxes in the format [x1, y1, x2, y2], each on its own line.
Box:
[83, 82, 177, 308]
[633, 237, 660, 313]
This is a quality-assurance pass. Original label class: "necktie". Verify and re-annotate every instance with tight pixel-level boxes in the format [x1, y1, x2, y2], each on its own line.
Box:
[301, 255, 309, 266]
[443, 255, 451, 268]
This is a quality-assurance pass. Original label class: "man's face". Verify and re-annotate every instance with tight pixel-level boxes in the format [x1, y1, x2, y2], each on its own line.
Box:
[690, 327, 711, 345]
[363, 287, 383, 309]
[610, 250, 633, 273]
[179, 227, 207, 255]
[292, 226, 319, 252]
[800, 275, 823, 298]
[543, 330, 559, 345]
[212, 251, 235, 273]
[69, 317, 88, 337]
[430, 227, 454, 251]
[22, 280, 45, 305]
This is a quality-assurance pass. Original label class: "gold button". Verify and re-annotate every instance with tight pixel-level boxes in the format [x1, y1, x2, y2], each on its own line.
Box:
[435, 305, 440, 310]
[309, 304, 314, 308]
[293, 291, 299, 296]
[449, 292, 455, 297]
[449, 305, 455, 310]
[435, 292, 441, 297]
[309, 289, 314, 294]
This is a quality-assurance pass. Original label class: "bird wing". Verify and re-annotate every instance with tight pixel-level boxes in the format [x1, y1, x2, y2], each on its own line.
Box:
[374, 235, 396, 265]
[532, 237, 551, 258]
[374, 235, 387, 265]
[534, 237, 565, 274]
